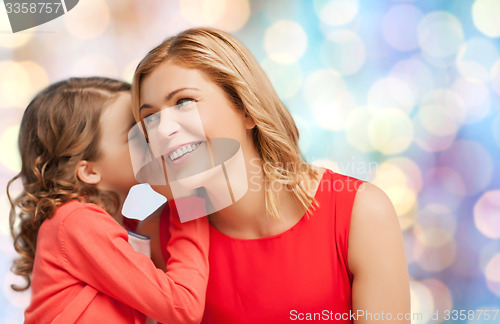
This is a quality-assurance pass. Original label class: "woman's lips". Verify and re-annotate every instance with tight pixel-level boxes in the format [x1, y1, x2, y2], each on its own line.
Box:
[166, 141, 202, 165]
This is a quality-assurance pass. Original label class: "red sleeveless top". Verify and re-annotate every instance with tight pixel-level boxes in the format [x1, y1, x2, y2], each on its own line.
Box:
[160, 170, 363, 323]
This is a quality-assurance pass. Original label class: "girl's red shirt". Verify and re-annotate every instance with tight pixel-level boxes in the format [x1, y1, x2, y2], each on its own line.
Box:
[25, 198, 209, 323]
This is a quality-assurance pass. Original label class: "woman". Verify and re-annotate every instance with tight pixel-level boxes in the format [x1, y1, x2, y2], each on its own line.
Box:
[133, 27, 410, 323]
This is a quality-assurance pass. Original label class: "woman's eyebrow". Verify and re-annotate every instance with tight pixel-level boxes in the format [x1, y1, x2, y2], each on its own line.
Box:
[166, 87, 200, 101]
[138, 103, 152, 113]
[139, 87, 200, 113]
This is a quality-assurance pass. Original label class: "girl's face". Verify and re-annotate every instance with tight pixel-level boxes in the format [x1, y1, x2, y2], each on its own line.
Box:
[138, 62, 256, 185]
[94, 92, 138, 195]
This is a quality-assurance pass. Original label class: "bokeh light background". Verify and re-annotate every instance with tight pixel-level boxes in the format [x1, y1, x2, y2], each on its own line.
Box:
[1, 0, 500, 322]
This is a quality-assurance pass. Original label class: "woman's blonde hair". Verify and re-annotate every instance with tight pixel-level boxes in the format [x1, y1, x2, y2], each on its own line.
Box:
[7, 77, 130, 291]
[132, 27, 317, 220]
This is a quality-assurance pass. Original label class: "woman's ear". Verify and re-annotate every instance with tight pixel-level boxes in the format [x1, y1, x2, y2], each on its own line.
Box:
[76, 160, 102, 185]
[243, 114, 256, 130]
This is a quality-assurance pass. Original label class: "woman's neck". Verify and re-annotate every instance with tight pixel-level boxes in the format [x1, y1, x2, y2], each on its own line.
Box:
[207, 160, 309, 240]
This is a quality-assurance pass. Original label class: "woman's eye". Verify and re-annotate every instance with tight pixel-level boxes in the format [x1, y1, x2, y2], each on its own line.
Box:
[144, 113, 160, 126]
[176, 98, 195, 108]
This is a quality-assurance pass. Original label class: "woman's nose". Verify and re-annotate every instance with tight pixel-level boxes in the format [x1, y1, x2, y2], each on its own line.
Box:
[157, 109, 181, 139]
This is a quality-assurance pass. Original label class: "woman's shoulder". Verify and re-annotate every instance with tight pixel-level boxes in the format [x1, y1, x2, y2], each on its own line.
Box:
[348, 181, 402, 265]
[347, 182, 409, 301]
[311, 166, 365, 197]
[315, 168, 392, 220]
[322, 167, 364, 183]
[351, 182, 394, 221]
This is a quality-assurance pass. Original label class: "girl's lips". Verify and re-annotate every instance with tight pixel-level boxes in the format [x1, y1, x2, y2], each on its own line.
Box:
[166, 141, 203, 166]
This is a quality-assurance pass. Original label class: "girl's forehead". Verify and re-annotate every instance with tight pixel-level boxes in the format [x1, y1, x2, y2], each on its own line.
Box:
[101, 93, 133, 123]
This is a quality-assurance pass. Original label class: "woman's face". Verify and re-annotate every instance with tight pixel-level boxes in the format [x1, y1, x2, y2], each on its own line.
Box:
[138, 62, 256, 186]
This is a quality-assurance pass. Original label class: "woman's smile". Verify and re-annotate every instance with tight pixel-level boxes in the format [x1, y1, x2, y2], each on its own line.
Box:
[167, 141, 203, 165]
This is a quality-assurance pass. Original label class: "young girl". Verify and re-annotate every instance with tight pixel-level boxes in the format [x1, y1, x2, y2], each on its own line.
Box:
[133, 28, 411, 323]
[8, 77, 209, 323]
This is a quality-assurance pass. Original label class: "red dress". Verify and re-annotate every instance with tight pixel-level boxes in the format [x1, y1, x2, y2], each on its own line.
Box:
[160, 170, 363, 323]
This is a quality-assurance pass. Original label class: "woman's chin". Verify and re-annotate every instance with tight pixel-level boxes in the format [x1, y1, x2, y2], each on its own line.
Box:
[150, 184, 174, 200]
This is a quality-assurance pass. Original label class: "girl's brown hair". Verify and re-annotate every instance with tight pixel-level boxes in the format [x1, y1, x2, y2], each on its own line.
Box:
[132, 27, 318, 221]
[7, 77, 130, 291]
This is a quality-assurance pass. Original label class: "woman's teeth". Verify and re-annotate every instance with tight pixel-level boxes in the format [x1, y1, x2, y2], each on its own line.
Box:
[169, 142, 201, 161]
